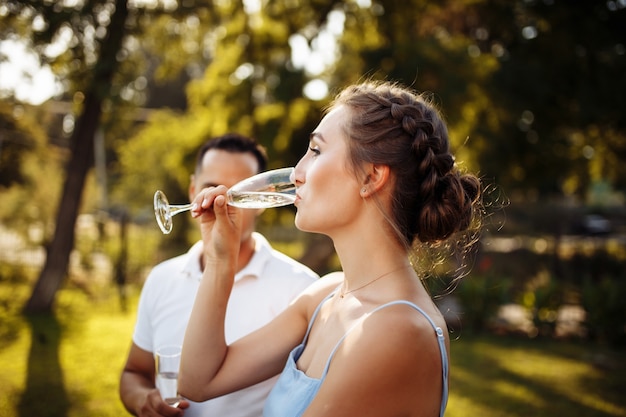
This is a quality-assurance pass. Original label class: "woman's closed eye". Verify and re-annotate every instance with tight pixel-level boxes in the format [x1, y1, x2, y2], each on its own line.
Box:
[308, 145, 320, 156]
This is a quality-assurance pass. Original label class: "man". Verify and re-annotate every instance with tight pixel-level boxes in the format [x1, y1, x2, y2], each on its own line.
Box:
[119, 133, 319, 417]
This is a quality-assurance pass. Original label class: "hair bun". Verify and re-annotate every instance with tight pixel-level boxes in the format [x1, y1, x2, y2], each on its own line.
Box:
[416, 172, 481, 243]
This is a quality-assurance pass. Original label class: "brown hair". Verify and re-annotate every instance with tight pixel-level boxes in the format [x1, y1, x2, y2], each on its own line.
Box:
[195, 133, 268, 175]
[330, 81, 481, 248]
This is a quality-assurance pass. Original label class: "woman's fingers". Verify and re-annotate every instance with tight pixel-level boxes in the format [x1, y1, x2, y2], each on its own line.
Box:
[191, 186, 228, 218]
[212, 194, 228, 217]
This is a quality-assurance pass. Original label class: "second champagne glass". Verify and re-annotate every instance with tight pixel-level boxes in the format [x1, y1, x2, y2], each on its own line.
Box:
[155, 345, 183, 407]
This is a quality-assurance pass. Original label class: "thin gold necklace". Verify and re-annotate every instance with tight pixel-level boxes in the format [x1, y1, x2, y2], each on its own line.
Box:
[339, 265, 411, 298]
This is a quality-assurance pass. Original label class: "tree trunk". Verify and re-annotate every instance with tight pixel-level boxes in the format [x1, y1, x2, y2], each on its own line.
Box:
[24, 0, 129, 313]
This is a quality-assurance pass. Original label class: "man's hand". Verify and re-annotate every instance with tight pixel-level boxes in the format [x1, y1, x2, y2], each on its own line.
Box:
[136, 389, 190, 417]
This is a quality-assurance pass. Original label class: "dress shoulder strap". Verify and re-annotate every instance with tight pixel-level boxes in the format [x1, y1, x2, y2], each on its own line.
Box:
[301, 288, 338, 345]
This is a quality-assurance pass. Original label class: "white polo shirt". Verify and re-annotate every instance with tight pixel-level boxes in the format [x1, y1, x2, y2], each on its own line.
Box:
[133, 232, 318, 417]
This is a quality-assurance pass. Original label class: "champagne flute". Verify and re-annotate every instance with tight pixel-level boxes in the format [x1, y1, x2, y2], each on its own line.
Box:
[154, 167, 295, 234]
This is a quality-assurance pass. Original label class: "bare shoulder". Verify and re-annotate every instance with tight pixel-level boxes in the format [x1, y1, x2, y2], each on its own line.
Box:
[308, 301, 448, 416]
[350, 301, 448, 388]
[336, 300, 448, 376]
[356, 302, 448, 398]
[366, 301, 447, 347]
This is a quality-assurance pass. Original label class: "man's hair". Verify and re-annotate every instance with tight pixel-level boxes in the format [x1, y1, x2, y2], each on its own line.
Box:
[195, 133, 268, 174]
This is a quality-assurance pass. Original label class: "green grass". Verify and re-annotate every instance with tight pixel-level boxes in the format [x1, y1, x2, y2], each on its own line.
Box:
[1, 283, 625, 417]
[447, 335, 626, 417]
[0, 283, 138, 417]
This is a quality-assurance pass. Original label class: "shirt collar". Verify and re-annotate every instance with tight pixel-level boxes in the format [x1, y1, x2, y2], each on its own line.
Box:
[181, 232, 271, 282]
[237, 232, 272, 280]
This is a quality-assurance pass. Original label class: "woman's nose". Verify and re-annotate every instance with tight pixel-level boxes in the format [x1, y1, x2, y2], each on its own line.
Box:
[292, 159, 304, 187]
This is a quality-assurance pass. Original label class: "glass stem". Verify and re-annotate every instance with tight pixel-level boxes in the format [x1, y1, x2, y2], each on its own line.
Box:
[169, 203, 193, 217]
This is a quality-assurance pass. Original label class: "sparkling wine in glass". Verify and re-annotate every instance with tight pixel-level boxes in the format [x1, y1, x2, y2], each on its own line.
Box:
[157, 371, 180, 406]
[153, 167, 295, 234]
[155, 345, 183, 407]
[226, 166, 296, 209]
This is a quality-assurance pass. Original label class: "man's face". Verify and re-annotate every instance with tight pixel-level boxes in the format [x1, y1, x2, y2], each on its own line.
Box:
[189, 149, 261, 245]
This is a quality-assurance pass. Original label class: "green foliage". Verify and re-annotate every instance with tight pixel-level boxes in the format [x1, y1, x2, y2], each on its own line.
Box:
[455, 273, 512, 334]
[0, 264, 32, 346]
[4, 0, 626, 212]
[331, 0, 626, 200]
[113, 109, 196, 211]
[0, 104, 64, 245]
[0, 104, 37, 188]
[105, 220, 171, 285]
[519, 271, 563, 338]
[3, 0, 626, 330]
[113, 1, 327, 213]
[581, 276, 626, 346]
[469, 0, 626, 199]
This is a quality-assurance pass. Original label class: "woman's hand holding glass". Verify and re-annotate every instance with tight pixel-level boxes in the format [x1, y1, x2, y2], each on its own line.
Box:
[190, 185, 242, 267]
[154, 167, 295, 234]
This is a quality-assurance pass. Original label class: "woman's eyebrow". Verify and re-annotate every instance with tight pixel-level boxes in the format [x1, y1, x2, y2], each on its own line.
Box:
[310, 132, 326, 143]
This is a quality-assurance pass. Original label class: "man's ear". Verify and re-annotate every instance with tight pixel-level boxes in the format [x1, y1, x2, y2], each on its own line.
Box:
[361, 164, 390, 197]
[188, 174, 196, 202]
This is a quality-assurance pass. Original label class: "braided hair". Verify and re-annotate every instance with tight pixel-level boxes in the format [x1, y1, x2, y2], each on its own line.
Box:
[330, 81, 481, 248]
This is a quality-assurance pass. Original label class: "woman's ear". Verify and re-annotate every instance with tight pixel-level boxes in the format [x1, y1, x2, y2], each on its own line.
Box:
[361, 164, 390, 197]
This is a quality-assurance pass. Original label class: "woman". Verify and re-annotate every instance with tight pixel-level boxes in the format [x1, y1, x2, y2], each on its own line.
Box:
[179, 80, 481, 417]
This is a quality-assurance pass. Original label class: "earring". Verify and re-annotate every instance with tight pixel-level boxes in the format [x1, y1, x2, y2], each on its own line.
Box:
[361, 188, 367, 194]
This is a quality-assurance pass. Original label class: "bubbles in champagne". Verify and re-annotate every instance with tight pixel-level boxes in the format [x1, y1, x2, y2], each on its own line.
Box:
[228, 191, 295, 209]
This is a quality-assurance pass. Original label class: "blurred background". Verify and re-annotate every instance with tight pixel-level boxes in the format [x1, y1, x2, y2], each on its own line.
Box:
[0, 1, 625, 416]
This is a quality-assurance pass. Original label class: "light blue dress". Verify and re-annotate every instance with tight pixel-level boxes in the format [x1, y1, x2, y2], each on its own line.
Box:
[263, 293, 449, 417]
